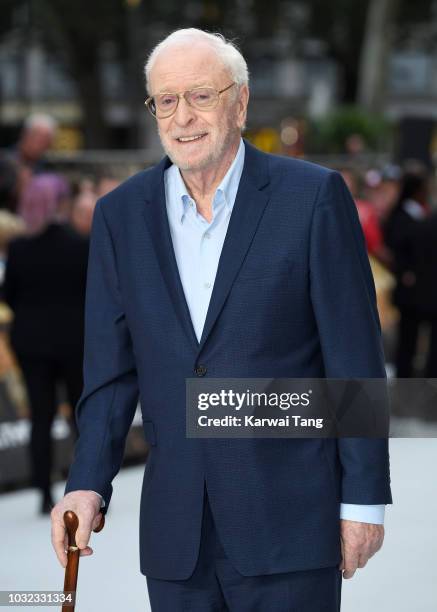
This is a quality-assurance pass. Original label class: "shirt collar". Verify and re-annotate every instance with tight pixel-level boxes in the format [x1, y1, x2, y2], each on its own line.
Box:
[214, 137, 245, 212]
[170, 165, 191, 223]
[169, 137, 245, 224]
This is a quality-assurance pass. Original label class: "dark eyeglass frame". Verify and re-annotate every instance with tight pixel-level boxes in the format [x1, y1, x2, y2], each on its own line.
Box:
[144, 82, 236, 118]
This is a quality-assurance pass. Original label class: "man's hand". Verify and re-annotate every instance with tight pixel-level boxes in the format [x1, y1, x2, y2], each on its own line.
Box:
[339, 520, 384, 579]
[51, 491, 103, 568]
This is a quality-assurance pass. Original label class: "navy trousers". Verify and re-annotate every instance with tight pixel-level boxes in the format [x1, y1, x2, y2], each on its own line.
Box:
[146, 485, 342, 611]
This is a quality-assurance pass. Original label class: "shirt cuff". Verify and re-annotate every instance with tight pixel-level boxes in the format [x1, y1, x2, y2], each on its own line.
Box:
[89, 490, 106, 509]
[340, 503, 385, 524]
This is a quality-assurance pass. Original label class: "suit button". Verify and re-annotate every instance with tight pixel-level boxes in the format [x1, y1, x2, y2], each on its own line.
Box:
[195, 364, 207, 377]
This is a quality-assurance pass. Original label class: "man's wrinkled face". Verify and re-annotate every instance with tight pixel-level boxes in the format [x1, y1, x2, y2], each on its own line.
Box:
[148, 43, 248, 172]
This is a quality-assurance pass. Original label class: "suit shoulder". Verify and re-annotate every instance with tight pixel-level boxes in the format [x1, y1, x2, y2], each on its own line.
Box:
[96, 165, 156, 215]
[259, 150, 341, 208]
[266, 151, 336, 184]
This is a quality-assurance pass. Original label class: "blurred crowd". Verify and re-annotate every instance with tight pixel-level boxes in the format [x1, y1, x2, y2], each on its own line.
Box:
[340, 161, 437, 379]
[0, 113, 436, 514]
[0, 114, 119, 514]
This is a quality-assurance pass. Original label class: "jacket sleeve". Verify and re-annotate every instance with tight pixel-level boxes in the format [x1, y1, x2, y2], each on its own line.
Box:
[309, 170, 392, 505]
[64, 198, 139, 514]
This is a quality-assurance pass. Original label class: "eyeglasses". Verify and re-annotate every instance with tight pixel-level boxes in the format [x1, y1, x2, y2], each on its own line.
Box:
[144, 82, 236, 119]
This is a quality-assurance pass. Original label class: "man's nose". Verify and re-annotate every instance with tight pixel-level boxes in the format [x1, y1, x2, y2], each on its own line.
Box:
[172, 97, 197, 126]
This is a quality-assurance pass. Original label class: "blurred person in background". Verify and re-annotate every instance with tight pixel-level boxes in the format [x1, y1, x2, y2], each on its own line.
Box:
[366, 165, 402, 226]
[0, 211, 26, 289]
[410, 209, 437, 377]
[382, 167, 432, 377]
[75, 176, 96, 196]
[2, 173, 89, 514]
[70, 190, 97, 236]
[17, 172, 69, 234]
[9, 113, 57, 176]
[0, 211, 27, 421]
[96, 174, 120, 198]
[0, 153, 35, 216]
[0, 157, 27, 289]
[340, 167, 392, 267]
[0, 156, 19, 214]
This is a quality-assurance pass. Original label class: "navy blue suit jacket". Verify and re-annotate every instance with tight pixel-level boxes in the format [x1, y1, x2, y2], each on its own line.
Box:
[65, 139, 392, 580]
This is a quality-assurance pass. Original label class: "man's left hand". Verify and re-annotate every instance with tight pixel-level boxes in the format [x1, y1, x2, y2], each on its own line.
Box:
[339, 520, 384, 579]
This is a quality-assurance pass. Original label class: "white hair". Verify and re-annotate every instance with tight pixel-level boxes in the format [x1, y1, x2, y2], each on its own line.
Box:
[24, 113, 58, 133]
[144, 28, 249, 93]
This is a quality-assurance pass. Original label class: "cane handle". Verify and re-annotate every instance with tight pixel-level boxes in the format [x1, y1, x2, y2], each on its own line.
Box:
[64, 510, 105, 543]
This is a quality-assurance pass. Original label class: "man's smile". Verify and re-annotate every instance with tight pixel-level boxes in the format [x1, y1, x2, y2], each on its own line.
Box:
[175, 133, 208, 143]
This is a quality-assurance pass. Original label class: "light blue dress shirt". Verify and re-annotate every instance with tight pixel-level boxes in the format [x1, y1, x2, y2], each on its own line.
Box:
[93, 137, 385, 524]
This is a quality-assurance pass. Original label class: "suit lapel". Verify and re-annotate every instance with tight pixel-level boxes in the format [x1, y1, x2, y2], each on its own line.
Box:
[141, 139, 271, 355]
[142, 156, 200, 351]
[198, 140, 271, 352]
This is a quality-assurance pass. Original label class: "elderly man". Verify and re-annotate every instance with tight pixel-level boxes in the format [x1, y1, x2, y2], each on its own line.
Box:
[51, 28, 392, 611]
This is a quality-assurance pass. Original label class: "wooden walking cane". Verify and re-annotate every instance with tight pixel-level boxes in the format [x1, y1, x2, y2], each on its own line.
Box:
[61, 510, 105, 611]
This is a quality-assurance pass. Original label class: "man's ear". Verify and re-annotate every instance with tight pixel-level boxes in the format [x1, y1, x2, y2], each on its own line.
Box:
[236, 84, 249, 130]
